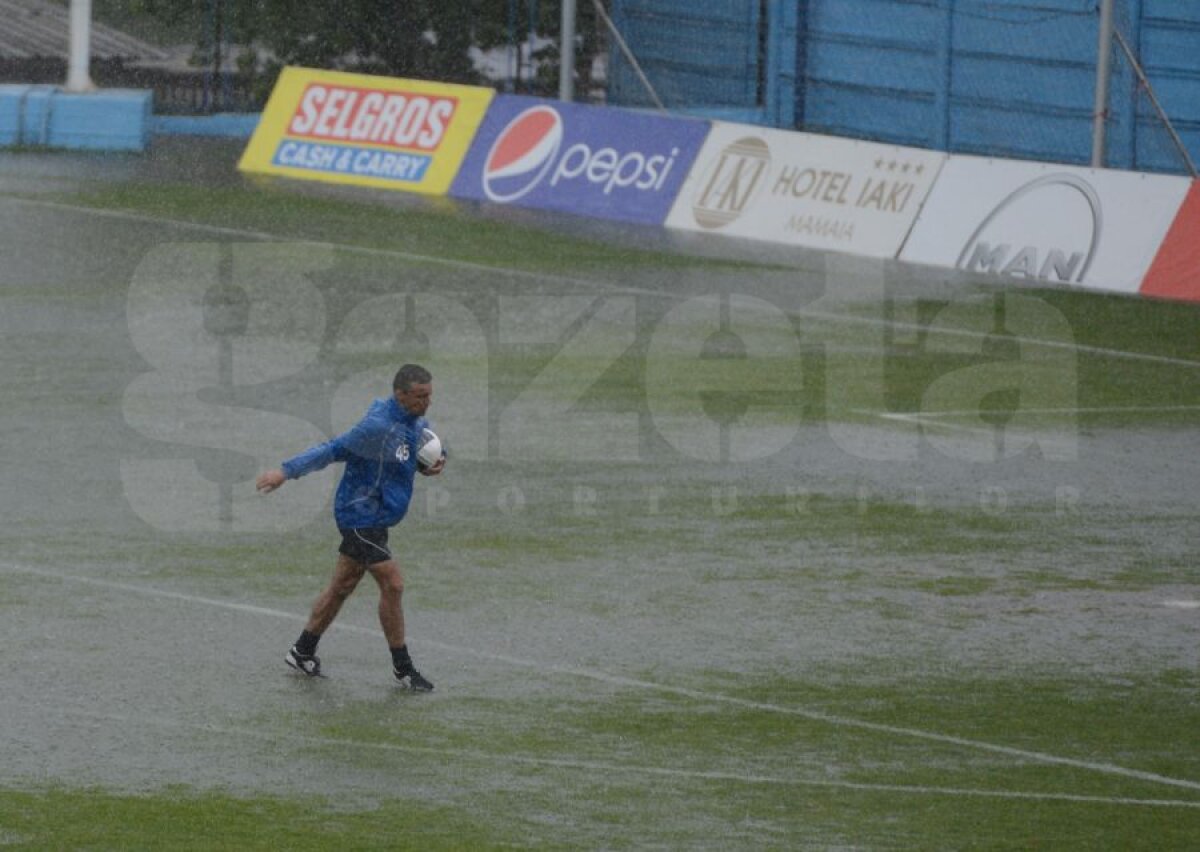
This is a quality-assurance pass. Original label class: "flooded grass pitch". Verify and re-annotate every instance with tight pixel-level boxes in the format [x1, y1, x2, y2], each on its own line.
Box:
[0, 140, 1197, 848]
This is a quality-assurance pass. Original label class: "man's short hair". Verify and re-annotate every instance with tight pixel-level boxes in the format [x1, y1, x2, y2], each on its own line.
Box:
[393, 363, 432, 391]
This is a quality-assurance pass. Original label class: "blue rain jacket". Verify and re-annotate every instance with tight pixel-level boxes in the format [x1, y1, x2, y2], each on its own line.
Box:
[282, 396, 429, 529]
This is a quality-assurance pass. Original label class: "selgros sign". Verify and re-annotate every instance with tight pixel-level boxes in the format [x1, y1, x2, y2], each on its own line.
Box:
[238, 67, 493, 195]
[900, 156, 1190, 294]
[665, 123, 946, 258]
[450, 94, 709, 224]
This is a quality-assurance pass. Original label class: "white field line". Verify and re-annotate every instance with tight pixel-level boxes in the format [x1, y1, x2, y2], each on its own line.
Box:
[3, 698, 1199, 811]
[868, 411, 988, 436]
[5, 197, 612, 290]
[867, 404, 1200, 435]
[8, 196, 1200, 371]
[6, 561, 1200, 797]
[881, 405, 1200, 420]
[814, 310, 1200, 370]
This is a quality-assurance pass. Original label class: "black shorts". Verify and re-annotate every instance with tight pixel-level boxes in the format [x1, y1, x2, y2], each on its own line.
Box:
[338, 527, 393, 565]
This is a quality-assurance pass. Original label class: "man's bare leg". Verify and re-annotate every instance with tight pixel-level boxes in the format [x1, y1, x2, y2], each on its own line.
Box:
[306, 554, 367, 634]
[286, 555, 366, 676]
[367, 559, 405, 648]
[368, 560, 432, 690]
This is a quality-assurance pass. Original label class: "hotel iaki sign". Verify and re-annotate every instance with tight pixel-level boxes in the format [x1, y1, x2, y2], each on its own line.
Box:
[666, 123, 946, 258]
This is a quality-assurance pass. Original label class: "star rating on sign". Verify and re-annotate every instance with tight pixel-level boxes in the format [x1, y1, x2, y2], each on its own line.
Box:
[872, 158, 927, 176]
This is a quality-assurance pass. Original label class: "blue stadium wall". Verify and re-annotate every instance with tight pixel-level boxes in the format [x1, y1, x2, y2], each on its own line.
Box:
[608, 0, 799, 127]
[608, 0, 1200, 174]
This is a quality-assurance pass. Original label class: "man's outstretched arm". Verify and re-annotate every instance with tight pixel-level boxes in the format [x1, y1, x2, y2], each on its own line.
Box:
[256, 468, 287, 493]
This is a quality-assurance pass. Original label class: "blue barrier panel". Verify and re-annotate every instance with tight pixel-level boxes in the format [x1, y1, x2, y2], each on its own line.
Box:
[150, 113, 260, 138]
[450, 94, 710, 225]
[0, 85, 41, 145]
[0, 85, 50, 145]
[48, 89, 152, 151]
[0, 85, 151, 151]
[24, 88, 61, 147]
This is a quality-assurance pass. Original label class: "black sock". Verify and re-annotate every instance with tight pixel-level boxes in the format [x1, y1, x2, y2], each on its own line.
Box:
[295, 630, 321, 656]
[391, 644, 412, 670]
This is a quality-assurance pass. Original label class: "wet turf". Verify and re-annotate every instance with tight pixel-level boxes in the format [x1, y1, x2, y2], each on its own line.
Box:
[0, 142, 1197, 848]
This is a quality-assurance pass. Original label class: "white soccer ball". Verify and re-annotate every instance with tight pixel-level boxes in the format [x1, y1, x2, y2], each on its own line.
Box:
[416, 428, 444, 470]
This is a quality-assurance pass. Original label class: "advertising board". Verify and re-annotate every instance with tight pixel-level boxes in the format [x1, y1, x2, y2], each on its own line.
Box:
[1139, 180, 1200, 303]
[449, 95, 709, 225]
[664, 123, 947, 258]
[899, 156, 1191, 294]
[238, 67, 494, 195]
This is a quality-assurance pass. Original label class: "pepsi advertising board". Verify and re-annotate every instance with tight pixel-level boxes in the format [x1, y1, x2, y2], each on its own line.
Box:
[450, 95, 710, 225]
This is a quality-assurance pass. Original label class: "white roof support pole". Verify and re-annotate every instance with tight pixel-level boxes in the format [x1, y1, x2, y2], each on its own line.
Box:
[1090, 0, 1115, 168]
[560, 0, 577, 102]
[65, 0, 96, 92]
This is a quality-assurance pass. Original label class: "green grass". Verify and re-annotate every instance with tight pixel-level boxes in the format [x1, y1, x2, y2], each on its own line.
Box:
[57, 182, 764, 275]
[4, 167, 1199, 849]
[260, 671, 1199, 848]
[0, 787, 514, 850]
[24, 180, 1200, 436]
[1031, 287, 1200, 363]
[835, 291, 1200, 424]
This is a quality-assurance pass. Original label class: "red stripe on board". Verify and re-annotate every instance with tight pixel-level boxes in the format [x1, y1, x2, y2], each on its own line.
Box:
[1140, 181, 1200, 303]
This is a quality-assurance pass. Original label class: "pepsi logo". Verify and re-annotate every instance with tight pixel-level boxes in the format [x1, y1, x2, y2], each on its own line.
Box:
[482, 106, 564, 203]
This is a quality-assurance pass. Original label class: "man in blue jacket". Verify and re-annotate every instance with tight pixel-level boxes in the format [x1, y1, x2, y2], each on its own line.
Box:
[255, 363, 445, 691]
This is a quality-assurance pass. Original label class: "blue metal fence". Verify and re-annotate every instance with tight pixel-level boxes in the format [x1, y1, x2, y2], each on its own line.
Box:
[607, 0, 798, 127]
[607, 0, 1200, 174]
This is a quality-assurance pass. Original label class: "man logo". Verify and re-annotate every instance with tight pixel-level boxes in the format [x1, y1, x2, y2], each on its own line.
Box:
[481, 105, 563, 203]
[691, 137, 771, 229]
[957, 174, 1102, 283]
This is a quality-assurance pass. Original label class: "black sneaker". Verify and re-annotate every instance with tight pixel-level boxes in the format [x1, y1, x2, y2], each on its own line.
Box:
[393, 663, 434, 692]
[285, 645, 322, 677]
